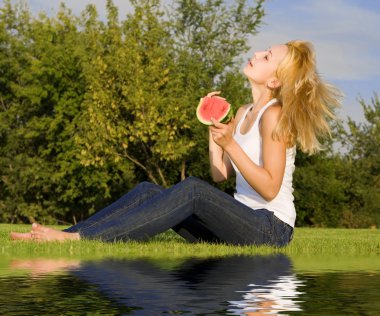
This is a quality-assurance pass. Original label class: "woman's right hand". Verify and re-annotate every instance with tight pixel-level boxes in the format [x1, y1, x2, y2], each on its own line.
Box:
[209, 117, 235, 150]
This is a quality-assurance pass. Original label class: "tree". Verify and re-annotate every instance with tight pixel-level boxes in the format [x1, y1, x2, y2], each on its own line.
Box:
[0, 1, 135, 223]
[0, 0, 265, 223]
[293, 152, 348, 227]
[75, 0, 194, 187]
[169, 0, 264, 186]
[338, 95, 380, 227]
[293, 95, 380, 228]
[75, 0, 264, 187]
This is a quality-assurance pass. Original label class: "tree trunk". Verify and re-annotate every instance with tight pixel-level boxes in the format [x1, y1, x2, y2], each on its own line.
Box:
[181, 159, 186, 181]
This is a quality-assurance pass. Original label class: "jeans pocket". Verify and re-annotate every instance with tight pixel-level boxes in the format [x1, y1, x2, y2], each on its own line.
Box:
[273, 216, 293, 247]
[254, 208, 275, 236]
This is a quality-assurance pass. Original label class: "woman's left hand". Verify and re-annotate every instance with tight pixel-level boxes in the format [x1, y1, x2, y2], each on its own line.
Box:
[209, 118, 235, 149]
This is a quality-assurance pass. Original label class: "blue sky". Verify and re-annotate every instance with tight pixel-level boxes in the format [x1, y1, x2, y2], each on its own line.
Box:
[3, 0, 380, 123]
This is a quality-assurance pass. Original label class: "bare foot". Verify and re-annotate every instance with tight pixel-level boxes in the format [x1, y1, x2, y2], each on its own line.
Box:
[30, 223, 80, 242]
[10, 232, 33, 240]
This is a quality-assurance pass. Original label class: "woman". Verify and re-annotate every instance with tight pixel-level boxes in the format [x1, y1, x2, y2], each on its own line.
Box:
[11, 40, 341, 246]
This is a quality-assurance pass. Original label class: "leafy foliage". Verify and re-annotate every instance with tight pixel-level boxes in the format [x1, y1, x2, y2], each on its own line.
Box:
[0, 0, 264, 223]
[338, 95, 380, 227]
[294, 96, 380, 227]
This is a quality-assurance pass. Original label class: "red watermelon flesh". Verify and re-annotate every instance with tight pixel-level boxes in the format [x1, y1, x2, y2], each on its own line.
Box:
[196, 96, 233, 125]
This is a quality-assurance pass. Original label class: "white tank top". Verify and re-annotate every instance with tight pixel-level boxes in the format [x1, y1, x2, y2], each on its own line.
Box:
[231, 99, 296, 227]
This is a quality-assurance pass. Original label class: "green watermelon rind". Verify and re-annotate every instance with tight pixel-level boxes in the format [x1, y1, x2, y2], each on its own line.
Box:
[196, 96, 233, 125]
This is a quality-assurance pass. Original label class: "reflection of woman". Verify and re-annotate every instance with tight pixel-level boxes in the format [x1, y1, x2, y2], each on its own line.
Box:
[11, 255, 300, 315]
[11, 41, 341, 246]
[228, 274, 303, 315]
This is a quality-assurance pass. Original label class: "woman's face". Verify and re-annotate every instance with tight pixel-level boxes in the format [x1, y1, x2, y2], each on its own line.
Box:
[243, 44, 288, 87]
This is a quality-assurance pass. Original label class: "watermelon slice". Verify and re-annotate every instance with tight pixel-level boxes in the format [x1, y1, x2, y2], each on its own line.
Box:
[196, 96, 233, 125]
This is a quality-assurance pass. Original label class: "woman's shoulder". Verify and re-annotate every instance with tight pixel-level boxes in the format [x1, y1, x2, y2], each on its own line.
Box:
[262, 101, 282, 120]
[260, 101, 282, 135]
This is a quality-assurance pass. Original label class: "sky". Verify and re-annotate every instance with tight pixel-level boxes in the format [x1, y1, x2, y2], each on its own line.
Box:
[2, 0, 380, 123]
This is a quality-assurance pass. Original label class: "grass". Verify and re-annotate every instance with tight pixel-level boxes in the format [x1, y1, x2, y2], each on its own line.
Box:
[1, 224, 380, 272]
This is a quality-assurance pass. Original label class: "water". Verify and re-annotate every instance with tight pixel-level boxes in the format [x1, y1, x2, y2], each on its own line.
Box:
[1, 255, 379, 315]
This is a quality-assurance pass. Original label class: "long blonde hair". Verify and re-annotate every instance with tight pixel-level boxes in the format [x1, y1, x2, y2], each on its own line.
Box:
[272, 40, 342, 154]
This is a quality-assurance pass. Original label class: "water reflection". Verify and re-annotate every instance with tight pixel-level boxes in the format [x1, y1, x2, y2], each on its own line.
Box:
[5, 254, 302, 315]
[10, 258, 81, 277]
[228, 274, 304, 315]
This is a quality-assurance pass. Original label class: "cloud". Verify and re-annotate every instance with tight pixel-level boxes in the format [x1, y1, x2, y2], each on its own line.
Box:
[247, 0, 380, 81]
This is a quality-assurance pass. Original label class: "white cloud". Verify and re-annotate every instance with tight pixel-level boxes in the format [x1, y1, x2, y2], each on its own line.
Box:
[248, 0, 380, 81]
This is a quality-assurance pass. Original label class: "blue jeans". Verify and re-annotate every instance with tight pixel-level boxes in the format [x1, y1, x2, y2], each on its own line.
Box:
[64, 177, 293, 246]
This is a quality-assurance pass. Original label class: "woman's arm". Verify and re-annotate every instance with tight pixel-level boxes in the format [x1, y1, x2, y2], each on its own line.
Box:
[209, 126, 234, 182]
[206, 91, 233, 182]
[208, 104, 247, 182]
[210, 104, 286, 201]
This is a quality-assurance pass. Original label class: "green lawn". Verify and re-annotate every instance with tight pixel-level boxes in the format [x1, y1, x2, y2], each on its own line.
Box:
[1, 224, 380, 272]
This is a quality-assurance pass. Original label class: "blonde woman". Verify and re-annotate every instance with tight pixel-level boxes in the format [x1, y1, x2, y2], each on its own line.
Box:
[11, 41, 341, 246]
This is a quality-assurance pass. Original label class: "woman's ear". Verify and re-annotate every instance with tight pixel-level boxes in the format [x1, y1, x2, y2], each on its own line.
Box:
[267, 78, 281, 89]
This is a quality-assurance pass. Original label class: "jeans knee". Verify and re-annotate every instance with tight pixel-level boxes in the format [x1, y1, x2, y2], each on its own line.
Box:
[181, 177, 209, 193]
[135, 181, 162, 192]
[183, 176, 201, 187]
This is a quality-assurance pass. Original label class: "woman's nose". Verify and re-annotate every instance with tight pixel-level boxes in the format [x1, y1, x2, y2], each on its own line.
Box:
[254, 51, 265, 58]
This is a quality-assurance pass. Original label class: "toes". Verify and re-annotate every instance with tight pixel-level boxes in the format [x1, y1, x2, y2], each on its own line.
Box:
[30, 230, 44, 241]
[32, 222, 40, 230]
[32, 222, 48, 233]
[31, 231, 42, 238]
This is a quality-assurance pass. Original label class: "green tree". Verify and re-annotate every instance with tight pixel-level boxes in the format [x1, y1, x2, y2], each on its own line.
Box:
[168, 0, 264, 190]
[293, 95, 380, 228]
[0, 0, 265, 223]
[293, 152, 348, 227]
[338, 95, 380, 227]
[0, 2, 135, 223]
[75, 0, 264, 187]
[75, 0, 193, 187]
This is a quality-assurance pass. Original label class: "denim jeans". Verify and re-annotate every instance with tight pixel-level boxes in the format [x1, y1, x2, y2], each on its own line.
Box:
[64, 177, 293, 246]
